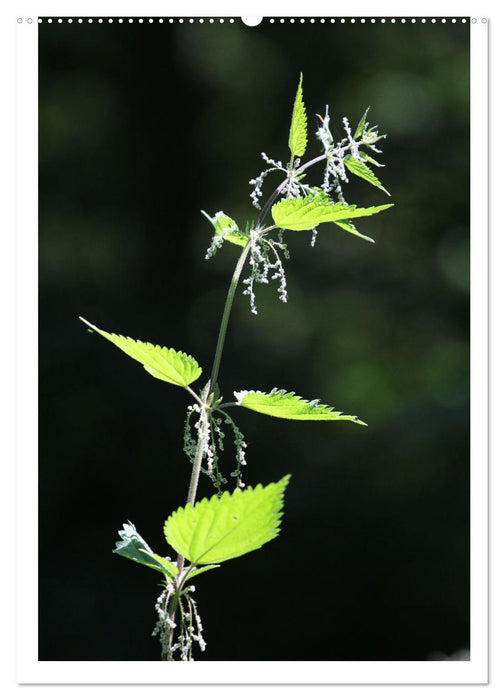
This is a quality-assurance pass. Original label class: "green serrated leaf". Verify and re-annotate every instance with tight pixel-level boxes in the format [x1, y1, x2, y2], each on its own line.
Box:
[344, 155, 390, 196]
[164, 476, 290, 565]
[113, 521, 178, 579]
[363, 127, 386, 145]
[223, 231, 248, 247]
[272, 193, 394, 232]
[354, 106, 370, 139]
[202, 210, 248, 248]
[288, 73, 307, 158]
[362, 153, 384, 168]
[80, 318, 202, 388]
[183, 564, 220, 582]
[333, 219, 375, 243]
[139, 550, 180, 579]
[234, 388, 367, 424]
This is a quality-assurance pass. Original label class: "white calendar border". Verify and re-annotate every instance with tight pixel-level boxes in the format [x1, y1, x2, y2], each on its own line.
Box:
[14, 1, 488, 687]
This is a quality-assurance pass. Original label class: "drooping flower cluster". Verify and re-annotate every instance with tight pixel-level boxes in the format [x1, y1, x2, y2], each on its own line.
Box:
[222, 411, 246, 489]
[152, 581, 206, 662]
[242, 228, 289, 315]
[170, 585, 206, 661]
[203, 210, 244, 260]
[152, 580, 177, 659]
[249, 152, 316, 209]
[183, 402, 247, 493]
[315, 106, 387, 202]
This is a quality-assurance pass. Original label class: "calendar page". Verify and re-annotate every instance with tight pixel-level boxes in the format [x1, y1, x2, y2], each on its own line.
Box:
[15, 2, 488, 685]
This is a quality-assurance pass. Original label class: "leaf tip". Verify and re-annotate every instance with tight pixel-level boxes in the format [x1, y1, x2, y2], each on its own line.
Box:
[79, 316, 97, 333]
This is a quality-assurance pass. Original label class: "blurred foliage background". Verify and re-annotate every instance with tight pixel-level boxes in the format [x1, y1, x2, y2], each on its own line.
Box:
[39, 17, 470, 661]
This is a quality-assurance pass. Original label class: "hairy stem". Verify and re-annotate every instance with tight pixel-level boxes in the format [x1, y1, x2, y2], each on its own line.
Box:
[164, 410, 208, 660]
[185, 409, 209, 507]
[297, 153, 327, 173]
[208, 241, 251, 397]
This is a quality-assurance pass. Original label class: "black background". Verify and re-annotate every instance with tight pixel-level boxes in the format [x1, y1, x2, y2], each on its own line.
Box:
[39, 17, 470, 661]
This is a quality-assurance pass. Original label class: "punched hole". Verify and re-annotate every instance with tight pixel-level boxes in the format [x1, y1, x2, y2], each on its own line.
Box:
[241, 16, 263, 27]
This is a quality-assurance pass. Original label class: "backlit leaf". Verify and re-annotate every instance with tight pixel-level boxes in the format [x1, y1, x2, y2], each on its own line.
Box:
[234, 388, 367, 424]
[288, 73, 308, 158]
[164, 476, 290, 565]
[333, 219, 375, 243]
[80, 317, 202, 388]
[354, 106, 370, 139]
[272, 193, 393, 233]
[344, 155, 390, 196]
[183, 564, 221, 582]
[202, 210, 248, 248]
[113, 521, 179, 579]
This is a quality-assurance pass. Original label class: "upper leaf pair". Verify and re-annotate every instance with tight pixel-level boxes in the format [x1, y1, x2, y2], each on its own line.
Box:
[80, 318, 367, 425]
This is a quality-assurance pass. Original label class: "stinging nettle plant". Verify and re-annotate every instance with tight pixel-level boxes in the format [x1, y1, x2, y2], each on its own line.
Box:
[80, 74, 393, 661]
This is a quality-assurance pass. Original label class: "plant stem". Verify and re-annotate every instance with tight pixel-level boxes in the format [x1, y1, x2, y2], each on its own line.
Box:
[185, 409, 209, 507]
[255, 181, 288, 228]
[208, 241, 252, 397]
[164, 410, 208, 660]
[255, 153, 326, 228]
[164, 242, 254, 660]
[209, 152, 326, 396]
[297, 153, 327, 173]
[176, 408, 209, 569]
[164, 149, 328, 660]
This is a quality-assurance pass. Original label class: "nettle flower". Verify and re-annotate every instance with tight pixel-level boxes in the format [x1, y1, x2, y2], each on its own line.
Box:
[202, 75, 391, 317]
[242, 227, 289, 315]
[316, 105, 389, 202]
[249, 152, 316, 209]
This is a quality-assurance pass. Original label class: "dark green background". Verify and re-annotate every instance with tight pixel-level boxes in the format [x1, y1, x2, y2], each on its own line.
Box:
[39, 17, 470, 661]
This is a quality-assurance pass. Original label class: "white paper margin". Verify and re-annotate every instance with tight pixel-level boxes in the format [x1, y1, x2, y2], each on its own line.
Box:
[15, 3, 488, 686]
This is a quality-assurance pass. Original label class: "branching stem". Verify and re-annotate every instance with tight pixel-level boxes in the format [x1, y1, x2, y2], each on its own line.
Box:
[165, 149, 327, 660]
[255, 153, 326, 228]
